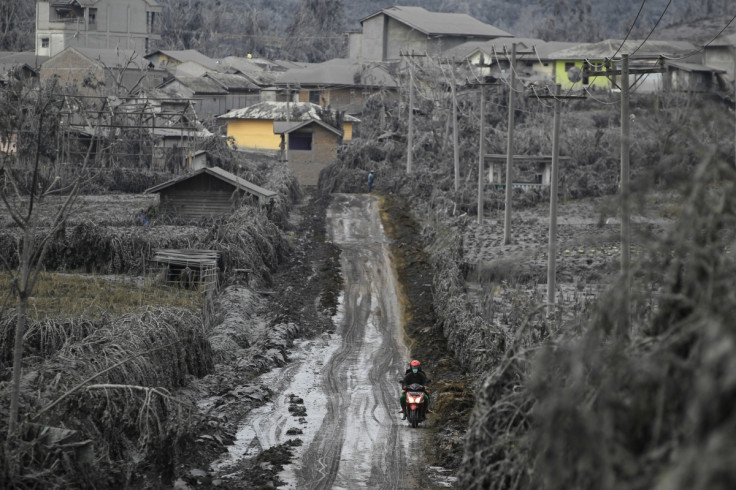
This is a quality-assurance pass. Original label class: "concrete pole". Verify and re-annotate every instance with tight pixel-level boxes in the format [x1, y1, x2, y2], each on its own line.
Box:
[477, 84, 485, 225]
[285, 84, 290, 162]
[547, 84, 562, 317]
[452, 58, 460, 192]
[620, 54, 631, 335]
[407, 60, 414, 174]
[503, 43, 517, 245]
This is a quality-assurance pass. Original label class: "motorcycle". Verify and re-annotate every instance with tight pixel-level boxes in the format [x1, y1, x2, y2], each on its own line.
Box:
[404, 383, 428, 428]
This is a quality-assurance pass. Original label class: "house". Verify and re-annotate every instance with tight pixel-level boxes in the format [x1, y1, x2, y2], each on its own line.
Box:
[442, 38, 577, 83]
[703, 32, 736, 85]
[274, 58, 399, 114]
[218, 101, 360, 186]
[549, 39, 697, 92]
[273, 119, 347, 186]
[35, 0, 161, 58]
[155, 72, 261, 120]
[143, 166, 277, 219]
[662, 61, 728, 93]
[218, 101, 358, 151]
[40, 47, 166, 95]
[123, 96, 213, 170]
[0, 52, 48, 86]
[144, 49, 220, 76]
[349, 6, 512, 61]
[60, 93, 212, 170]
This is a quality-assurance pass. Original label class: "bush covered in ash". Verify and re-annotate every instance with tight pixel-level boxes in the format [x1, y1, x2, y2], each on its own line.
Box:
[458, 154, 736, 490]
[0, 307, 212, 488]
[322, 84, 736, 487]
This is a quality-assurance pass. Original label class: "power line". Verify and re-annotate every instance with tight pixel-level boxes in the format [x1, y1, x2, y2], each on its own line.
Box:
[611, 0, 649, 60]
[660, 12, 736, 60]
[630, 0, 673, 57]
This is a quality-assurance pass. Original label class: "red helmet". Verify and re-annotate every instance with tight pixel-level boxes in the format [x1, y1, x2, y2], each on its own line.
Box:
[410, 360, 421, 368]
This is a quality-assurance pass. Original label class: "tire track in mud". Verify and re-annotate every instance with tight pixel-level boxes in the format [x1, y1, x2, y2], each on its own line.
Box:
[296, 193, 421, 489]
[213, 194, 423, 489]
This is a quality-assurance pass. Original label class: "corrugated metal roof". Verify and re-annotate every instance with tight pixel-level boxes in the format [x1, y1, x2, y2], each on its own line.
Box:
[361, 6, 512, 38]
[666, 60, 726, 73]
[275, 58, 398, 88]
[144, 166, 277, 199]
[218, 101, 360, 122]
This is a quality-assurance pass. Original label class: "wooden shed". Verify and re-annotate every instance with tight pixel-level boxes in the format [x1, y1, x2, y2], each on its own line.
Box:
[144, 166, 277, 219]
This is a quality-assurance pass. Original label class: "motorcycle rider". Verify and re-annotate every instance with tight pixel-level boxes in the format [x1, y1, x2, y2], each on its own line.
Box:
[399, 360, 431, 420]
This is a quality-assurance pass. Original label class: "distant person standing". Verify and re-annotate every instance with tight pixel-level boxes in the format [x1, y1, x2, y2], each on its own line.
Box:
[367, 170, 374, 193]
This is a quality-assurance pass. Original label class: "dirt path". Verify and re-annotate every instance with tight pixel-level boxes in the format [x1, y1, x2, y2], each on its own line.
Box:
[214, 193, 426, 489]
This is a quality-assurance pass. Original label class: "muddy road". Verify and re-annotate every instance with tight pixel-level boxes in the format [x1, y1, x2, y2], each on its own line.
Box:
[214, 194, 430, 489]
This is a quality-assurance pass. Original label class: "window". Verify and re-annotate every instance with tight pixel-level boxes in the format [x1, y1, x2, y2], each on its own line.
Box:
[289, 132, 312, 151]
[41, 38, 49, 48]
[309, 90, 322, 104]
[88, 8, 97, 23]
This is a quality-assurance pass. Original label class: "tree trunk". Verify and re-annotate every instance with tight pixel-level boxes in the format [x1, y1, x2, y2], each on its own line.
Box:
[8, 294, 28, 436]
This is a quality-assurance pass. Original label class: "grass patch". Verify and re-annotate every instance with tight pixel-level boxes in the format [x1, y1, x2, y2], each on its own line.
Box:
[0, 271, 204, 319]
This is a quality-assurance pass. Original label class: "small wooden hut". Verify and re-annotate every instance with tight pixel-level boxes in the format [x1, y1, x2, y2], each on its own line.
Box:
[144, 166, 276, 219]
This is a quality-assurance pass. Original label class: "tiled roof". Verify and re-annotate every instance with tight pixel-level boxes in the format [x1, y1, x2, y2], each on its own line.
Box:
[361, 6, 512, 38]
[160, 76, 227, 95]
[204, 72, 260, 91]
[147, 49, 220, 71]
[548, 39, 697, 60]
[68, 48, 150, 69]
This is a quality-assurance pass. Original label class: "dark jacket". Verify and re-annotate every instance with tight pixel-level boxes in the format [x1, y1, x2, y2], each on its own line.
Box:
[402, 369, 429, 387]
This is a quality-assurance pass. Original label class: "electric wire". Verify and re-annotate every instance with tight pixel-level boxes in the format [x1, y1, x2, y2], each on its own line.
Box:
[659, 12, 736, 60]
[610, 0, 649, 60]
[490, 47, 526, 94]
[629, 0, 672, 57]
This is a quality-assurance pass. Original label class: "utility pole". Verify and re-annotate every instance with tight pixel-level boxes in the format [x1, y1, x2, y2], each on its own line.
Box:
[285, 84, 291, 163]
[501, 43, 535, 244]
[584, 53, 663, 336]
[503, 43, 516, 245]
[620, 54, 631, 335]
[451, 57, 460, 192]
[406, 52, 415, 174]
[547, 85, 562, 317]
[477, 83, 485, 224]
[533, 86, 585, 317]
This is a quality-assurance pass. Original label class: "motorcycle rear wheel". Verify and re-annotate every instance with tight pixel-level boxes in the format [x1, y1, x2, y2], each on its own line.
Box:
[409, 409, 419, 428]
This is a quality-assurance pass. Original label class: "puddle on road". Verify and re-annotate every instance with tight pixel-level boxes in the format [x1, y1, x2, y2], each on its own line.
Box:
[210, 294, 346, 487]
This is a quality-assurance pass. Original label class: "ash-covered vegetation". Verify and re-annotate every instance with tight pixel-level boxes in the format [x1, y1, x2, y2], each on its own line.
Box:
[0, 78, 338, 487]
[321, 57, 736, 488]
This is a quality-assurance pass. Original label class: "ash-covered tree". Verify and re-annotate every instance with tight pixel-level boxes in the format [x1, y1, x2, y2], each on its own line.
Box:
[0, 78, 101, 436]
[0, 0, 34, 51]
[534, 0, 600, 42]
[282, 0, 347, 62]
[159, 0, 207, 50]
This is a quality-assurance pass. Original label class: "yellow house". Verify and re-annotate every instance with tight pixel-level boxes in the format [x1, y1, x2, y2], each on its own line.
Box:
[218, 101, 357, 151]
[443, 38, 578, 85]
[218, 101, 360, 186]
[546, 39, 696, 91]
